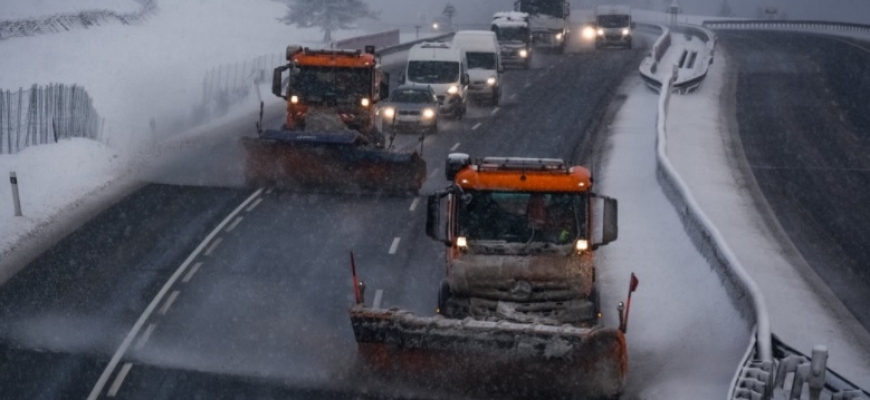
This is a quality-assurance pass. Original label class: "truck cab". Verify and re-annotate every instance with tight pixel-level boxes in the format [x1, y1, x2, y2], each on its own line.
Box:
[514, 0, 570, 53]
[491, 11, 532, 69]
[427, 154, 618, 326]
[594, 5, 635, 49]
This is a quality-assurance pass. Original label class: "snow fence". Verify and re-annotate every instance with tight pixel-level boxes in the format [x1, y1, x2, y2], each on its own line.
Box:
[0, 0, 157, 41]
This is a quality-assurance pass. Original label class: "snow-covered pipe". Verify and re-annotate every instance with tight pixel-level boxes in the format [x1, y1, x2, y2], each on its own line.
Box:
[653, 75, 773, 363]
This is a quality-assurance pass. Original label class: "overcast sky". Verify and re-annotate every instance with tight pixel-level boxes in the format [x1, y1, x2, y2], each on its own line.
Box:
[363, 0, 870, 26]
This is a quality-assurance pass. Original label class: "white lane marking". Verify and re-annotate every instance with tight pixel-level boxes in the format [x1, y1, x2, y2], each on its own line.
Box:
[182, 262, 202, 283]
[106, 362, 133, 397]
[246, 198, 264, 213]
[510, 93, 517, 99]
[265, 188, 274, 194]
[450, 142, 461, 151]
[429, 168, 440, 178]
[204, 237, 223, 256]
[159, 290, 181, 315]
[388, 237, 401, 254]
[86, 188, 264, 400]
[491, 107, 500, 115]
[373, 289, 384, 310]
[225, 216, 244, 233]
[134, 323, 157, 351]
[409, 197, 420, 212]
[471, 123, 482, 130]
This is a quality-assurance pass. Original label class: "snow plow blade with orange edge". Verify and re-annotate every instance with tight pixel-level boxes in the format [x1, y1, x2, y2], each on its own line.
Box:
[349, 305, 628, 400]
[241, 130, 426, 195]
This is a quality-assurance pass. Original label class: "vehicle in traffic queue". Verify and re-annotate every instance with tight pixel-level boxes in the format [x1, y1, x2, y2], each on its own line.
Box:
[491, 11, 533, 69]
[401, 42, 469, 119]
[378, 85, 440, 135]
[594, 5, 634, 49]
[452, 31, 503, 106]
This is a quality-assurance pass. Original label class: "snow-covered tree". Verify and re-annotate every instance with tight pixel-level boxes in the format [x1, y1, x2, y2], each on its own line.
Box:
[280, 0, 378, 42]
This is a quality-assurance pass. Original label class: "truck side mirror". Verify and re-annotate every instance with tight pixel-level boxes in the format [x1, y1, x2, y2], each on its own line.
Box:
[631, 22, 636, 29]
[497, 63, 504, 73]
[595, 195, 618, 249]
[272, 65, 291, 99]
[426, 192, 451, 246]
[380, 72, 391, 99]
[398, 73, 406, 84]
[461, 73, 470, 85]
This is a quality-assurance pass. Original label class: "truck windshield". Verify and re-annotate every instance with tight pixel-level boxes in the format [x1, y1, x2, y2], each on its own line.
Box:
[456, 191, 586, 245]
[467, 53, 496, 70]
[291, 66, 372, 101]
[408, 61, 459, 84]
[493, 27, 529, 43]
[597, 15, 630, 28]
[517, 0, 566, 18]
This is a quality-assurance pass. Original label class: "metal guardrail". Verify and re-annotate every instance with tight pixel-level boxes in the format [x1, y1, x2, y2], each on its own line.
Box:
[375, 31, 455, 57]
[703, 19, 870, 35]
[639, 23, 716, 93]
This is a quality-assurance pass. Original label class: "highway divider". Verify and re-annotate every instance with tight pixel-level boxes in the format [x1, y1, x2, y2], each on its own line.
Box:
[375, 32, 455, 57]
[703, 19, 870, 35]
[654, 61, 870, 400]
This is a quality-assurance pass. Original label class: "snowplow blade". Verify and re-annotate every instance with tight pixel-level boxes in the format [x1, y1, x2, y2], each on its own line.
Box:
[350, 306, 627, 400]
[242, 130, 426, 194]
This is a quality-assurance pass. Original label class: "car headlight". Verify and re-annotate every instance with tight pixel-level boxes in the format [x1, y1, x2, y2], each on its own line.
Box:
[447, 85, 459, 95]
[622, 28, 630, 36]
[582, 26, 596, 40]
[486, 77, 497, 86]
[575, 239, 589, 253]
[556, 33, 564, 41]
[290, 95, 299, 104]
[422, 108, 436, 119]
[432, 22, 439, 30]
[597, 28, 605, 36]
[361, 98, 370, 107]
[519, 49, 529, 58]
[382, 107, 395, 118]
[456, 236, 468, 249]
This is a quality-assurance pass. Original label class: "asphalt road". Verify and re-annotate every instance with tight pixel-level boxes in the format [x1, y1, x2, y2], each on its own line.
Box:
[721, 31, 870, 330]
[0, 32, 647, 400]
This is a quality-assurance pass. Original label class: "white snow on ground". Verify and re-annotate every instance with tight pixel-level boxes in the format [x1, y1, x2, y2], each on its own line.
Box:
[597, 78, 749, 399]
[0, 0, 141, 20]
[663, 41, 870, 388]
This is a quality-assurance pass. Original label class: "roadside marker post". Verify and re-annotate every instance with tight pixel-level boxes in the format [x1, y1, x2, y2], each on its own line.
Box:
[10, 172, 22, 217]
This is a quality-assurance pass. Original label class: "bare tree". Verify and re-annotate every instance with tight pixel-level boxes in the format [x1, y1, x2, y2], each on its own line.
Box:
[280, 0, 378, 42]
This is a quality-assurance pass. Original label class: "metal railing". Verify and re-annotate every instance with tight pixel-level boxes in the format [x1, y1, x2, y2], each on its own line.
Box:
[703, 19, 870, 35]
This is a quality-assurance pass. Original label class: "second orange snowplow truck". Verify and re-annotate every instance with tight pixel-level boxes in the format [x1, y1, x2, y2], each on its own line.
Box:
[244, 45, 426, 194]
[350, 155, 634, 400]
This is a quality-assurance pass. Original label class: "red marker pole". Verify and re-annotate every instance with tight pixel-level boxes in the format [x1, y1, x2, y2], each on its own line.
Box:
[622, 273, 639, 333]
[350, 252, 362, 305]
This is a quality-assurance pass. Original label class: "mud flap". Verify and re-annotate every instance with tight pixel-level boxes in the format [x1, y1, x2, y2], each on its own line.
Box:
[242, 130, 426, 195]
[349, 306, 627, 400]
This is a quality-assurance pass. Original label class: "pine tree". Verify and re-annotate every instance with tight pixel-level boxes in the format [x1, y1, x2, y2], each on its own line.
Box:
[280, 0, 378, 42]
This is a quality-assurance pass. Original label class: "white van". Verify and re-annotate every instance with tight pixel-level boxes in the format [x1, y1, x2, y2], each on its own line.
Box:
[402, 42, 469, 118]
[452, 30, 503, 106]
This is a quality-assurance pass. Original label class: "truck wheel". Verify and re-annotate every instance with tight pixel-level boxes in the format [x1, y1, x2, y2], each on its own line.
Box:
[437, 279, 451, 315]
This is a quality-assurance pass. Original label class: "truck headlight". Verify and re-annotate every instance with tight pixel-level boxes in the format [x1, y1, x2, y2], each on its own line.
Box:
[382, 107, 395, 118]
[361, 98, 371, 107]
[486, 77, 497, 86]
[575, 239, 589, 252]
[457, 236, 468, 249]
[290, 95, 299, 104]
[556, 33, 564, 41]
[519, 49, 529, 58]
[582, 26, 596, 40]
[447, 85, 459, 95]
[422, 108, 436, 119]
[622, 28, 630, 36]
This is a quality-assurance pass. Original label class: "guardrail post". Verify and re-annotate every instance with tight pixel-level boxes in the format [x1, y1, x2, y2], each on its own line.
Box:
[10, 171, 22, 216]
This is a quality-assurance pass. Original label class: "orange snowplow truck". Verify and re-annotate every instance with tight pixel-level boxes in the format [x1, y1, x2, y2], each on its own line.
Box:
[350, 154, 635, 400]
[243, 45, 426, 194]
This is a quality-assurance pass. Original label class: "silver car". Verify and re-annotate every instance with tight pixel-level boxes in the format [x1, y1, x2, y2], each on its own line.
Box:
[379, 85, 440, 134]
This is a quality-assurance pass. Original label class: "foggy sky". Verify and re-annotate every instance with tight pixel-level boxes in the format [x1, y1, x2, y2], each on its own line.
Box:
[363, 0, 870, 26]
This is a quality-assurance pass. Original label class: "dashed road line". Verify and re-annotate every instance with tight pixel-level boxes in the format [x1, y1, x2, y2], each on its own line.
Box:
[491, 107, 500, 115]
[225, 216, 244, 233]
[265, 188, 274, 194]
[510, 93, 517, 99]
[106, 362, 133, 397]
[246, 198, 264, 213]
[159, 290, 181, 315]
[86, 188, 264, 400]
[450, 142, 461, 151]
[182, 262, 203, 283]
[429, 168, 440, 178]
[471, 123, 482, 130]
[388, 237, 401, 255]
[134, 323, 157, 351]
[204, 237, 223, 256]
[409, 197, 420, 212]
[373, 289, 384, 309]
